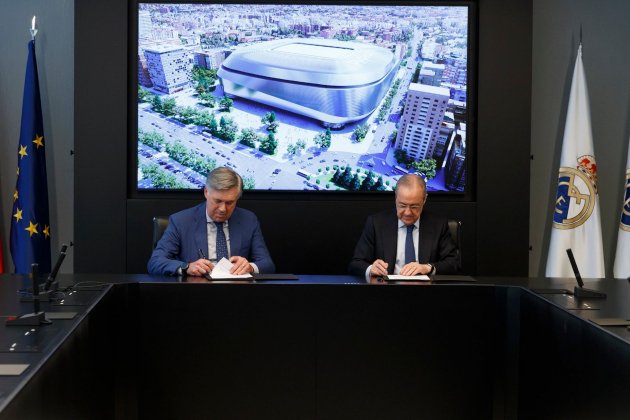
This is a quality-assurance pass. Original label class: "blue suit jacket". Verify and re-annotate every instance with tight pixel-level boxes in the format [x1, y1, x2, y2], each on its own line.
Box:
[148, 204, 275, 275]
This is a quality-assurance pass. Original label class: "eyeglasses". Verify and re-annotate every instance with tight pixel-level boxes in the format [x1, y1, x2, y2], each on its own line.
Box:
[396, 203, 422, 211]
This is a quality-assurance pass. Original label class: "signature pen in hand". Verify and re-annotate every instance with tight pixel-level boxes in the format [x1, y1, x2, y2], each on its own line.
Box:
[197, 248, 213, 280]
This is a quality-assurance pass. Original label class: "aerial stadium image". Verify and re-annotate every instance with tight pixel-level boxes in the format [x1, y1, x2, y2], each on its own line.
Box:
[136, 3, 469, 192]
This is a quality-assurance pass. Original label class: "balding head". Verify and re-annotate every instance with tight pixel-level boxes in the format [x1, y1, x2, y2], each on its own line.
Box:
[395, 174, 427, 225]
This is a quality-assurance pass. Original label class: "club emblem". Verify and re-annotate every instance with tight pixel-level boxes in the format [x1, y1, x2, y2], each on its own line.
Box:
[553, 156, 598, 230]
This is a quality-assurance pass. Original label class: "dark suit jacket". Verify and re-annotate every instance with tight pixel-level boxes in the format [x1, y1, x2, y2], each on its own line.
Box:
[348, 209, 460, 277]
[148, 204, 275, 275]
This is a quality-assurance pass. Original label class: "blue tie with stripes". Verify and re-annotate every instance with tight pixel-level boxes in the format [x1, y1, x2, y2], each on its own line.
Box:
[215, 222, 228, 261]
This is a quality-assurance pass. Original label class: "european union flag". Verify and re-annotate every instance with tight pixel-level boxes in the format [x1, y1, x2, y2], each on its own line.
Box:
[10, 40, 51, 274]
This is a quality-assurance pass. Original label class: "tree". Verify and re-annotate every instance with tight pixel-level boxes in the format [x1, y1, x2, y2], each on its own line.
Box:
[219, 95, 233, 112]
[176, 106, 197, 125]
[198, 92, 215, 108]
[394, 148, 412, 167]
[138, 86, 152, 102]
[314, 127, 331, 149]
[141, 163, 187, 189]
[138, 129, 165, 149]
[372, 176, 387, 191]
[261, 111, 279, 132]
[332, 168, 342, 183]
[286, 139, 306, 157]
[218, 116, 238, 142]
[208, 114, 218, 134]
[150, 94, 163, 112]
[349, 173, 361, 191]
[353, 123, 369, 142]
[259, 132, 278, 155]
[161, 97, 177, 116]
[391, 129, 398, 145]
[242, 175, 256, 190]
[360, 170, 376, 191]
[410, 159, 437, 180]
[239, 128, 258, 148]
[339, 166, 353, 187]
[194, 110, 213, 127]
[191, 65, 217, 94]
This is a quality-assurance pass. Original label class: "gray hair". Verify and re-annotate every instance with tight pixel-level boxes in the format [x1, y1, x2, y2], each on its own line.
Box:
[206, 167, 243, 196]
[395, 174, 426, 194]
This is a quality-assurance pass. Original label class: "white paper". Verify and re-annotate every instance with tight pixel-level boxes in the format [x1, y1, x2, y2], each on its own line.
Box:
[210, 257, 253, 279]
[0, 364, 29, 376]
[386, 274, 430, 281]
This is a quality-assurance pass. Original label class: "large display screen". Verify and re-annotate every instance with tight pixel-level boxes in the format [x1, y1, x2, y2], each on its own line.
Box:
[135, 2, 472, 193]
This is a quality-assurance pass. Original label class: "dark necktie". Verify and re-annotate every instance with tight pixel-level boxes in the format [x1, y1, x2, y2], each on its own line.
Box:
[215, 222, 228, 261]
[404, 224, 416, 264]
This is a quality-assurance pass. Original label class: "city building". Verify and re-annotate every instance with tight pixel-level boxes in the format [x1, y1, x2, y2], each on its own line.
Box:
[420, 61, 445, 86]
[395, 83, 449, 160]
[445, 132, 466, 191]
[144, 44, 192, 94]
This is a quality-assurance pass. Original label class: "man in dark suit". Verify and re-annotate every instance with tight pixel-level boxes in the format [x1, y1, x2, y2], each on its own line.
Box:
[348, 174, 459, 279]
[148, 167, 275, 276]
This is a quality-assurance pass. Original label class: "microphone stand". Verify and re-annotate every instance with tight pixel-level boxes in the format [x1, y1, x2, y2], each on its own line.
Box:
[6, 264, 52, 326]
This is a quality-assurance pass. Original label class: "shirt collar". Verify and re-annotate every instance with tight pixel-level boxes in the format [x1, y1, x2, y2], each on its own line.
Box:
[206, 212, 229, 227]
[397, 217, 420, 229]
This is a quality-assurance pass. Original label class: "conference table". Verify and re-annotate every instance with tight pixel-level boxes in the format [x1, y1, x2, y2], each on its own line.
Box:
[0, 273, 629, 420]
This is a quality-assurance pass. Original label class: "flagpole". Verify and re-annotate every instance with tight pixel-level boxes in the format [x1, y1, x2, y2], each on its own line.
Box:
[30, 16, 37, 41]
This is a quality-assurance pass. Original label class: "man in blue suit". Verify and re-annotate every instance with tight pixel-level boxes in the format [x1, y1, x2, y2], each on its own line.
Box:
[148, 167, 275, 276]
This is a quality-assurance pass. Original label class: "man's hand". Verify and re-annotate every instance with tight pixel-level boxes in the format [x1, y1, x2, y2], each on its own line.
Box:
[187, 258, 214, 277]
[229, 256, 254, 275]
[399, 262, 432, 276]
[370, 259, 389, 277]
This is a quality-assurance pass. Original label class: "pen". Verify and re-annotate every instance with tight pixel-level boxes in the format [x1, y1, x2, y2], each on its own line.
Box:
[198, 248, 212, 280]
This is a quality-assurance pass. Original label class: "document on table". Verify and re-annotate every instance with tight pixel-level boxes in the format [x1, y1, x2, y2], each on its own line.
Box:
[210, 258, 253, 279]
[0, 364, 29, 376]
[386, 274, 430, 281]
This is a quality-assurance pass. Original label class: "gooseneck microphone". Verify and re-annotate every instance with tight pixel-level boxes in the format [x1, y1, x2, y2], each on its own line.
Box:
[566, 248, 606, 299]
[44, 244, 68, 292]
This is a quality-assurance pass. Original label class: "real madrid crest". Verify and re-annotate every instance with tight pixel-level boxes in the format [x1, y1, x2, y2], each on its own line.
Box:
[552, 155, 598, 230]
[621, 168, 630, 232]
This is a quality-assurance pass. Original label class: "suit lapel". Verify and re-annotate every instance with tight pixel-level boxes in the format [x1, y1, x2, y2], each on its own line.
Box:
[194, 204, 209, 257]
[227, 209, 241, 257]
[384, 212, 398, 271]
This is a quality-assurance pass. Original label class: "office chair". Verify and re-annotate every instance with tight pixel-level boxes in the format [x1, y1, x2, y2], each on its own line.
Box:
[152, 216, 169, 250]
[447, 218, 462, 266]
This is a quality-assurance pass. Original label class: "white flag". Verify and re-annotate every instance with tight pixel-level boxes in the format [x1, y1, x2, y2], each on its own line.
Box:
[613, 140, 630, 278]
[545, 44, 605, 278]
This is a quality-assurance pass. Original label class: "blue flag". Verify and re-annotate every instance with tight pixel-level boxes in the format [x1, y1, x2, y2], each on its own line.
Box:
[10, 40, 51, 274]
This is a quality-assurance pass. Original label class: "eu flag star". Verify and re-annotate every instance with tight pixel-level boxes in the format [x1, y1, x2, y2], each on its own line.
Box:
[13, 208, 23, 222]
[13, 190, 18, 201]
[43, 225, 50, 238]
[18, 145, 28, 159]
[25, 221, 39, 237]
[33, 134, 44, 149]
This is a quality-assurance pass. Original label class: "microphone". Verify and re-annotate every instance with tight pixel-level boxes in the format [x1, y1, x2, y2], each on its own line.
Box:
[6, 263, 51, 326]
[44, 244, 68, 292]
[566, 248, 606, 299]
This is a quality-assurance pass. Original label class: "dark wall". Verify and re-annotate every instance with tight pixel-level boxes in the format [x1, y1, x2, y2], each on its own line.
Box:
[75, 0, 532, 276]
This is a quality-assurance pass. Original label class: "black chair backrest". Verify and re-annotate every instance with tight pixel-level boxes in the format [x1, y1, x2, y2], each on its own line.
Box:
[447, 219, 462, 265]
[152, 216, 169, 250]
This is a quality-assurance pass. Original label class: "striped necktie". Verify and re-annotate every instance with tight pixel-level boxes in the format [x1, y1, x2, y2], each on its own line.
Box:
[214, 222, 228, 260]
